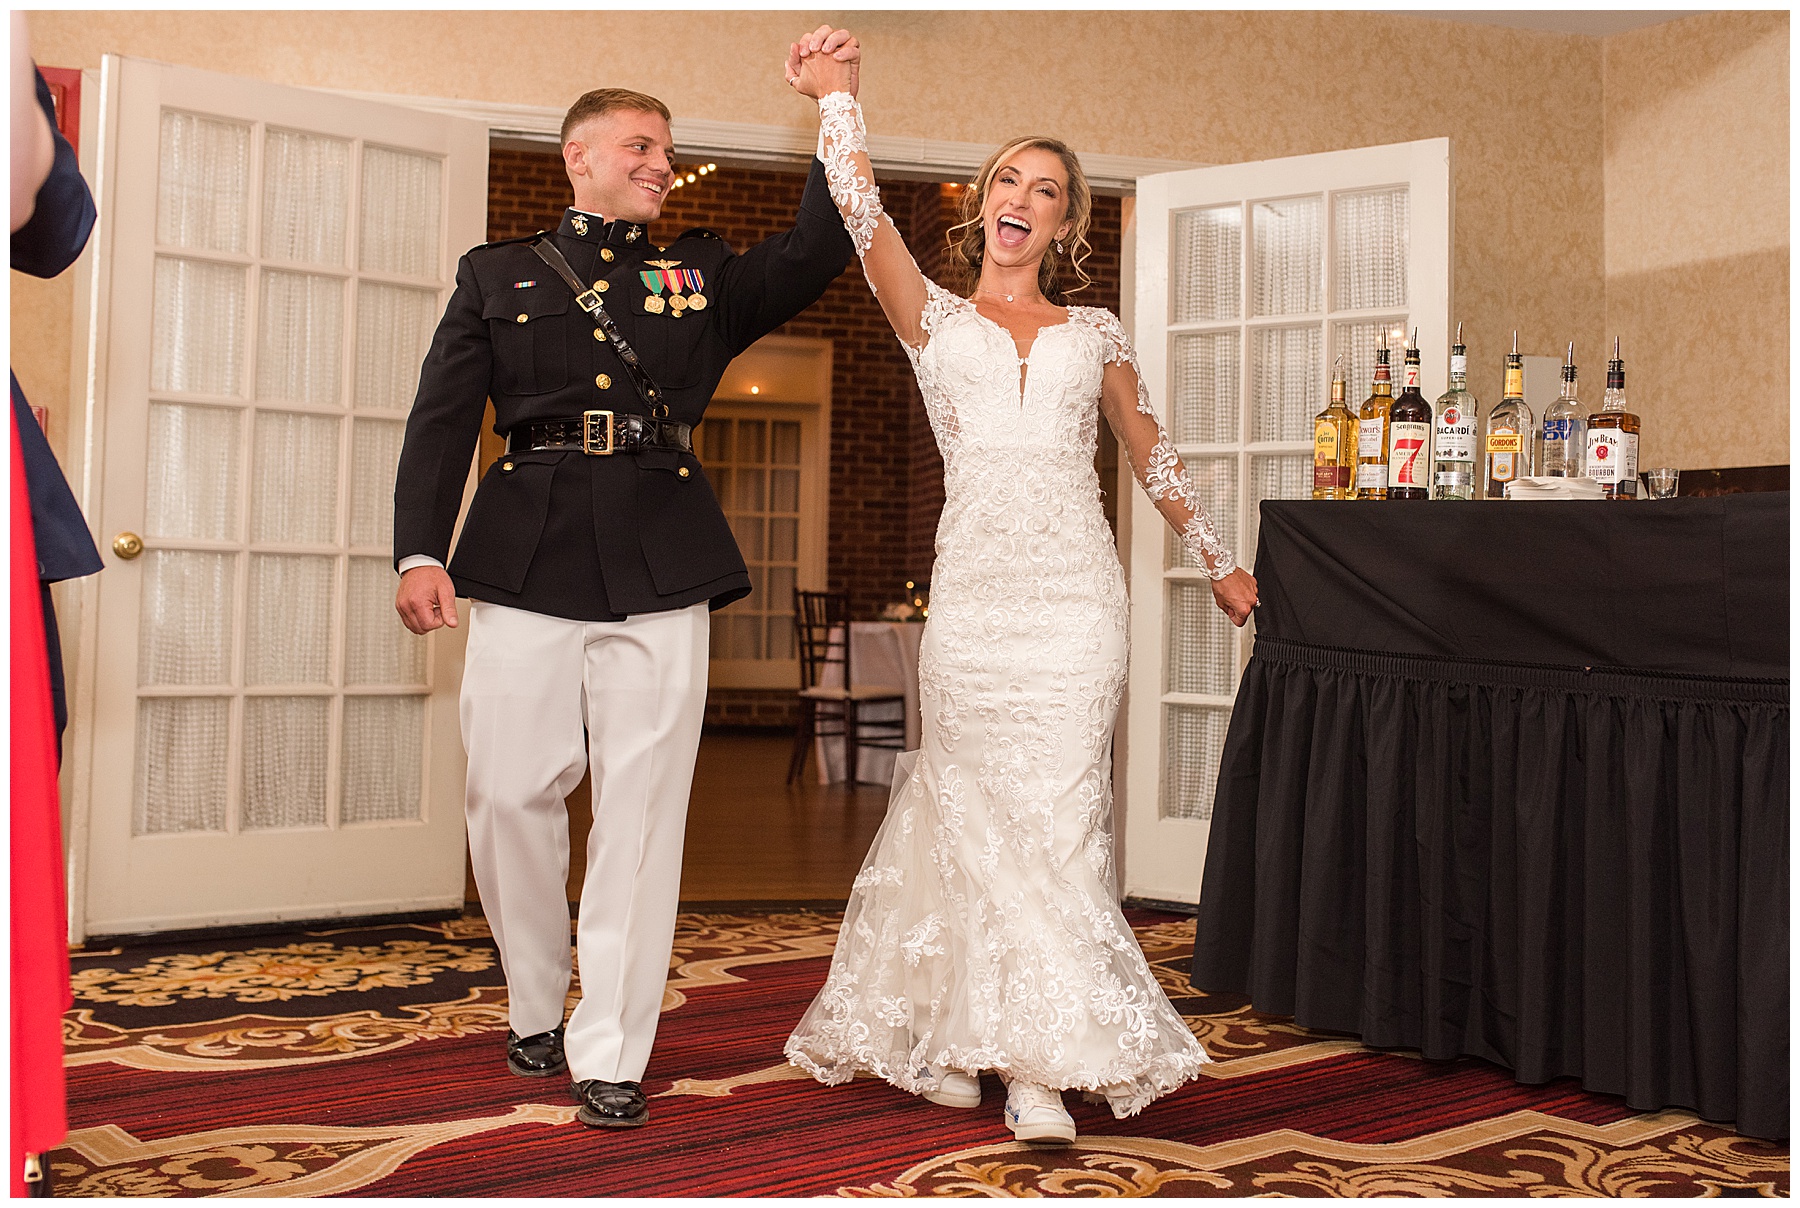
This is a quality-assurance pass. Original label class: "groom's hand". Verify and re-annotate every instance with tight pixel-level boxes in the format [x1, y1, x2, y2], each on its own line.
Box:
[786, 25, 859, 99]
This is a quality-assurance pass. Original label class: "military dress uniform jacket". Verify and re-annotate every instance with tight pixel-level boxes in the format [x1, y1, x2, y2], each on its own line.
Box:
[392, 157, 853, 621]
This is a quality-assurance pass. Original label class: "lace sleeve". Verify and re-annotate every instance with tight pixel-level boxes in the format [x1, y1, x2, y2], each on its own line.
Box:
[814, 92, 932, 349]
[1086, 311, 1237, 580]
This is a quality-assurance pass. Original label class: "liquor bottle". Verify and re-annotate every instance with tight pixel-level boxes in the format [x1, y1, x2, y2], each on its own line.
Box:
[1586, 337, 1641, 499]
[1355, 334, 1394, 501]
[1432, 322, 1479, 499]
[1484, 331, 1533, 498]
[1312, 355, 1356, 500]
[1539, 341, 1587, 478]
[1387, 328, 1431, 500]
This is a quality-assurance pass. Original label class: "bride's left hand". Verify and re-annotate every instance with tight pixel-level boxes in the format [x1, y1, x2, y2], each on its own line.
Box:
[785, 24, 860, 99]
[1212, 568, 1259, 627]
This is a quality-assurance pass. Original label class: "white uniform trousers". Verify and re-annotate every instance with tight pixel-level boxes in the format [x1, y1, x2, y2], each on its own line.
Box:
[460, 599, 709, 1084]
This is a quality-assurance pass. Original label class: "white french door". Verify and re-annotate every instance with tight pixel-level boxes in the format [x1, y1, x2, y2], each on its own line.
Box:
[1121, 140, 1451, 903]
[69, 57, 489, 938]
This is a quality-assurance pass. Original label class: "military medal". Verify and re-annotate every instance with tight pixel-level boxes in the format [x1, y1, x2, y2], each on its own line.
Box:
[571, 213, 589, 236]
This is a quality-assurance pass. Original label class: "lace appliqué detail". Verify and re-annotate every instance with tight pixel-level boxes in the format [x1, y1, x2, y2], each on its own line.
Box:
[1079, 309, 1237, 580]
[816, 92, 883, 258]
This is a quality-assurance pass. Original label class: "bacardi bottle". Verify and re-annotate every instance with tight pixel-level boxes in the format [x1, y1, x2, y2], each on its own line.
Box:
[1313, 355, 1356, 500]
[1356, 335, 1394, 502]
[1432, 322, 1479, 500]
[1484, 332, 1533, 498]
[1586, 337, 1640, 499]
[1539, 342, 1587, 478]
[1387, 328, 1431, 500]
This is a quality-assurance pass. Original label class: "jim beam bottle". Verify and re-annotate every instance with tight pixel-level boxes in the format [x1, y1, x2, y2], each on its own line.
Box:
[1355, 334, 1394, 501]
[1387, 328, 1431, 500]
[1432, 323, 1479, 499]
[1313, 355, 1356, 500]
[1484, 331, 1533, 498]
[1586, 337, 1641, 499]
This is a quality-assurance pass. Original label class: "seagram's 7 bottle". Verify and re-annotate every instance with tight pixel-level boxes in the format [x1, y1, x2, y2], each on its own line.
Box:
[1386, 329, 1432, 500]
[1432, 323, 1479, 499]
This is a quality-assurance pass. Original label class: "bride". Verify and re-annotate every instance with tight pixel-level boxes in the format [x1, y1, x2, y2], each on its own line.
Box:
[781, 27, 1259, 1145]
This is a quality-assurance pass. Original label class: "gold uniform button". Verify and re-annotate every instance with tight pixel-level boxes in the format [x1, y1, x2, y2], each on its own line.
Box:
[678, 467, 690, 478]
[594, 328, 604, 341]
[595, 374, 612, 389]
[592, 280, 609, 293]
[515, 313, 528, 324]
[601, 248, 615, 262]
[501, 461, 515, 472]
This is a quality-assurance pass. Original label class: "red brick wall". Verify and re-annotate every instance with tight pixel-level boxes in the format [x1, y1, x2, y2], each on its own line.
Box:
[484, 150, 1123, 728]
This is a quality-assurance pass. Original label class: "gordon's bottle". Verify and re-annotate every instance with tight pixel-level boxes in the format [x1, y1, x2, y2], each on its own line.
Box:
[1355, 335, 1394, 502]
[1484, 332, 1533, 498]
[1386, 328, 1431, 500]
[1312, 355, 1356, 500]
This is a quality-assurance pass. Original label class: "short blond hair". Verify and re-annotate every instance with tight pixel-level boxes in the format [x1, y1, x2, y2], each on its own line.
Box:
[947, 136, 1094, 303]
[560, 88, 671, 145]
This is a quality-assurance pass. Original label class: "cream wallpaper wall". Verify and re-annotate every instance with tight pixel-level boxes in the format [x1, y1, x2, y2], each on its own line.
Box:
[12, 9, 1788, 476]
[1604, 11, 1788, 472]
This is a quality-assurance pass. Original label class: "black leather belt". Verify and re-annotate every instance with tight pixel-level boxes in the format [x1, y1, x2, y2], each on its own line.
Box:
[505, 411, 693, 456]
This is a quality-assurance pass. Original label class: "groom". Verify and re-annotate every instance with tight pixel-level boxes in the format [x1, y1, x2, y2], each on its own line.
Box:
[392, 80, 854, 1127]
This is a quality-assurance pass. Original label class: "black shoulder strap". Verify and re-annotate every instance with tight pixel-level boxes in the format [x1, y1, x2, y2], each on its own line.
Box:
[529, 236, 666, 415]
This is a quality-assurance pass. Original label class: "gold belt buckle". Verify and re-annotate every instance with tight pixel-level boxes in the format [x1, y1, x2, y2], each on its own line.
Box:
[582, 410, 615, 455]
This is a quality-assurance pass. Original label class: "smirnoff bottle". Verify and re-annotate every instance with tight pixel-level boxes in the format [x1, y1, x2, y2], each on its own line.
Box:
[1312, 355, 1356, 500]
[1432, 323, 1479, 499]
[1484, 332, 1533, 497]
[1355, 335, 1394, 501]
[1539, 342, 1587, 478]
[1586, 337, 1641, 499]
[1387, 328, 1431, 500]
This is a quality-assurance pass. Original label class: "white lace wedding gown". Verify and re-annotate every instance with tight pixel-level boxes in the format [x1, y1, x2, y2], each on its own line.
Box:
[784, 93, 1238, 1119]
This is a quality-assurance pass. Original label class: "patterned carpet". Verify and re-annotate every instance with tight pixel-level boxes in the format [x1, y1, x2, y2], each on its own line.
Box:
[53, 910, 1787, 1197]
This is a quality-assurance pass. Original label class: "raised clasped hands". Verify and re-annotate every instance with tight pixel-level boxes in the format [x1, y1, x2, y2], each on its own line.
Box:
[785, 24, 859, 100]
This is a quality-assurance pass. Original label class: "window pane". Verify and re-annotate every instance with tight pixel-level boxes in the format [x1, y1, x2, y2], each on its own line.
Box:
[157, 112, 249, 253]
[732, 514, 766, 561]
[135, 697, 230, 835]
[242, 696, 329, 830]
[146, 403, 240, 541]
[244, 554, 335, 685]
[770, 468, 800, 513]
[341, 696, 424, 823]
[1331, 317, 1410, 408]
[701, 418, 731, 461]
[1166, 581, 1235, 696]
[1251, 325, 1322, 444]
[258, 271, 344, 406]
[735, 467, 766, 513]
[262, 129, 351, 266]
[345, 557, 426, 686]
[1247, 454, 1311, 568]
[151, 257, 246, 396]
[769, 517, 798, 561]
[1162, 704, 1231, 821]
[771, 421, 802, 465]
[1333, 186, 1409, 311]
[139, 550, 235, 686]
[736, 419, 767, 463]
[1172, 204, 1241, 324]
[251, 411, 340, 544]
[1170, 331, 1238, 445]
[349, 418, 405, 549]
[359, 146, 442, 278]
[1251, 195, 1322, 317]
[355, 283, 440, 411]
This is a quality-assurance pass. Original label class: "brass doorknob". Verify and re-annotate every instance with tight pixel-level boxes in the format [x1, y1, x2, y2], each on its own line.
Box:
[112, 532, 144, 560]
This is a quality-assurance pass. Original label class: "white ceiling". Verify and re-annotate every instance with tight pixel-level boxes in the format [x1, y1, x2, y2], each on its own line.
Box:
[1402, 10, 1708, 36]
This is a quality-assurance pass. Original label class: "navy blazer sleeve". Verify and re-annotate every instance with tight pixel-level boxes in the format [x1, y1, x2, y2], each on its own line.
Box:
[708, 157, 854, 356]
[11, 69, 95, 280]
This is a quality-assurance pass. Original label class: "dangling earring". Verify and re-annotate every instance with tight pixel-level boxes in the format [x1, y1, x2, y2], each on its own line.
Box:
[1055, 239, 1064, 255]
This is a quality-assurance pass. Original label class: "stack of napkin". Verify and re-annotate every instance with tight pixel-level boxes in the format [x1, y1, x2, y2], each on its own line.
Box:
[1504, 476, 1606, 500]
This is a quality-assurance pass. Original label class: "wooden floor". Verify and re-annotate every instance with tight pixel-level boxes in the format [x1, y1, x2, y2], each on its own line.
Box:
[464, 733, 892, 909]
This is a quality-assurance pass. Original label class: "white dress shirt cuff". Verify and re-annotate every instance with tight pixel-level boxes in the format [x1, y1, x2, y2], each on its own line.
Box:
[397, 555, 445, 575]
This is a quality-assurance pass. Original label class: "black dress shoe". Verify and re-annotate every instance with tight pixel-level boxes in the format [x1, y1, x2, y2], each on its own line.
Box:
[506, 1026, 567, 1077]
[573, 1079, 649, 1128]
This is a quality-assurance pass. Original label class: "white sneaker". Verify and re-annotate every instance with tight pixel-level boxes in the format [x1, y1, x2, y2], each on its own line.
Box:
[919, 1067, 982, 1109]
[1003, 1080, 1076, 1145]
